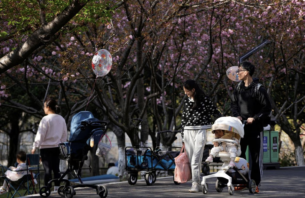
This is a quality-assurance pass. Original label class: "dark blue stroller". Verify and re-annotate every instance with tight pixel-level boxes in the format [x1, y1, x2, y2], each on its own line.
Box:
[39, 111, 108, 198]
[125, 130, 180, 185]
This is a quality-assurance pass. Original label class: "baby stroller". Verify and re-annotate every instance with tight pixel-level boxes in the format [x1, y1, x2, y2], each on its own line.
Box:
[39, 111, 108, 198]
[201, 117, 256, 195]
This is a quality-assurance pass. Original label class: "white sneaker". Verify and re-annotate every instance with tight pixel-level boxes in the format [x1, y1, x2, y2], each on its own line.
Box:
[189, 182, 202, 193]
[54, 186, 59, 192]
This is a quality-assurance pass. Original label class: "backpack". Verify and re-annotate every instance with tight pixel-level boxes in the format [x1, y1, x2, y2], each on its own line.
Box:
[236, 82, 271, 127]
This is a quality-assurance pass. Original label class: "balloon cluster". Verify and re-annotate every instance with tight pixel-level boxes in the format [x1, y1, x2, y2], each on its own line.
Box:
[92, 49, 112, 77]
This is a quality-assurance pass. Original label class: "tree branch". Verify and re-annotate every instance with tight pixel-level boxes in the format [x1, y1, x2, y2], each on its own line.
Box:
[5, 71, 43, 107]
[37, 0, 47, 25]
[0, 0, 89, 74]
[1, 99, 43, 116]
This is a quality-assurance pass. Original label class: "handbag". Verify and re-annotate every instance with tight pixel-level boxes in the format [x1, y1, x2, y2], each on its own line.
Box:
[174, 144, 191, 183]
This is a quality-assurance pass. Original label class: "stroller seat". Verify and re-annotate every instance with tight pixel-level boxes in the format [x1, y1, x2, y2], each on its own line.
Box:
[214, 138, 241, 168]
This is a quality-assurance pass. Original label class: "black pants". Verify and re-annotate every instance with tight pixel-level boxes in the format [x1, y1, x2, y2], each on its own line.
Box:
[40, 147, 60, 186]
[240, 124, 264, 186]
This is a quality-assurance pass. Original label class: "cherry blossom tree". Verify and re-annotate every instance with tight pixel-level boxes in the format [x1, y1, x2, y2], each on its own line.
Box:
[1, 0, 305, 173]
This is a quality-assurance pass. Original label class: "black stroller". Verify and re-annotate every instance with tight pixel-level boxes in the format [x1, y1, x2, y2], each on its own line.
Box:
[39, 111, 108, 198]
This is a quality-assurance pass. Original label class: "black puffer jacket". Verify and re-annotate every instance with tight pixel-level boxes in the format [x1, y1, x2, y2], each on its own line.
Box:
[231, 81, 271, 123]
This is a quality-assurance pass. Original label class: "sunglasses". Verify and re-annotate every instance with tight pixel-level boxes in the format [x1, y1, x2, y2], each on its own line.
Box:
[236, 69, 248, 73]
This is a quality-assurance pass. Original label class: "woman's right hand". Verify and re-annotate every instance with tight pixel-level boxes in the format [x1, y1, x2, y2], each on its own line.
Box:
[31, 148, 36, 154]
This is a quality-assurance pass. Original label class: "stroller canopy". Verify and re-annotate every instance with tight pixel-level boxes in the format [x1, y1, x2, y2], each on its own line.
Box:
[70, 111, 94, 133]
[69, 111, 97, 142]
[211, 116, 244, 138]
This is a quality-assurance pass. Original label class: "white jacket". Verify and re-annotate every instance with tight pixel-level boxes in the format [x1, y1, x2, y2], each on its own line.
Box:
[33, 114, 67, 149]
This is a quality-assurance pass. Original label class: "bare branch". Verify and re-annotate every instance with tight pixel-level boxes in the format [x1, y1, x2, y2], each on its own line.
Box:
[297, 105, 305, 117]
[1, 99, 42, 115]
[5, 71, 43, 107]
[137, 92, 160, 126]
[37, 0, 47, 25]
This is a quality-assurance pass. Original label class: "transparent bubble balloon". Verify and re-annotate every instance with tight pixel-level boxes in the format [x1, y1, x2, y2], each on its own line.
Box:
[91, 49, 112, 77]
[226, 66, 240, 82]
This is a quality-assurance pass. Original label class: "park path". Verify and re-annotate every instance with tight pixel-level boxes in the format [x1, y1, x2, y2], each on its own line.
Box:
[23, 166, 305, 198]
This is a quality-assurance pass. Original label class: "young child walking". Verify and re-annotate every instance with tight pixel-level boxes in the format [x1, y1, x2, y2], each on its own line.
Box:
[0, 151, 27, 194]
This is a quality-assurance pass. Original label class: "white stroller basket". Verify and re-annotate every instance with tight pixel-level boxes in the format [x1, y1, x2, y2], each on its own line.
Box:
[201, 117, 257, 195]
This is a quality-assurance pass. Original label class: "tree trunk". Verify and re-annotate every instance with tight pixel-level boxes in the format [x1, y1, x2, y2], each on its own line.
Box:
[278, 115, 305, 166]
[293, 141, 305, 166]
[117, 133, 126, 179]
[8, 116, 20, 166]
[136, 37, 149, 147]
[89, 146, 100, 176]
[159, 144, 170, 152]
[140, 113, 149, 147]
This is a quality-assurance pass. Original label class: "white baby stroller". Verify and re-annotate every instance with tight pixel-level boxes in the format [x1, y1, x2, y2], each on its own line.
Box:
[201, 117, 256, 195]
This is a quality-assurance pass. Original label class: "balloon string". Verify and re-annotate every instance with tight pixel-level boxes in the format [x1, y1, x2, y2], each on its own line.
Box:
[85, 78, 97, 111]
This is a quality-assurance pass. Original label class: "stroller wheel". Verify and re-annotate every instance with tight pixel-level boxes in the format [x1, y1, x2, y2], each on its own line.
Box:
[39, 186, 51, 198]
[128, 173, 138, 185]
[215, 179, 223, 192]
[248, 179, 256, 194]
[58, 186, 65, 197]
[152, 172, 157, 184]
[98, 185, 108, 198]
[202, 183, 208, 194]
[64, 186, 75, 198]
[145, 173, 154, 185]
[173, 175, 180, 185]
[228, 185, 234, 195]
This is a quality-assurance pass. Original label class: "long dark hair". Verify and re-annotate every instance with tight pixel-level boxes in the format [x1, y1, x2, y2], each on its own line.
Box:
[183, 80, 206, 109]
[45, 98, 61, 114]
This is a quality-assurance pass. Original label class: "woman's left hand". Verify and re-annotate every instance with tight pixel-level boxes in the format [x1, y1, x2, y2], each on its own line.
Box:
[31, 148, 36, 154]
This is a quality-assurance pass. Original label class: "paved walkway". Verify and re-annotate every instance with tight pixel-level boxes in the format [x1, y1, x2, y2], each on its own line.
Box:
[23, 166, 305, 198]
